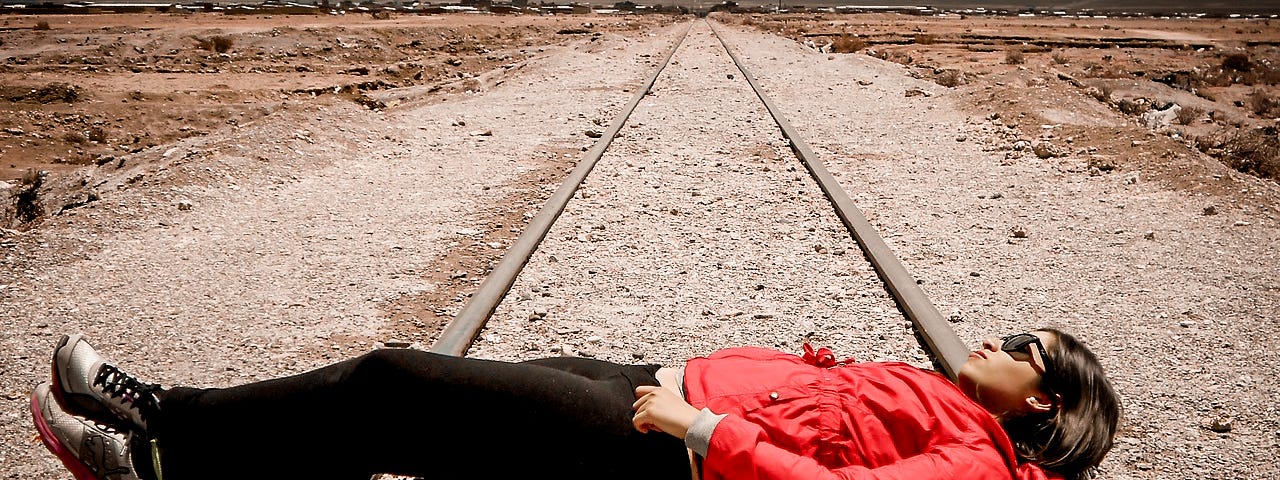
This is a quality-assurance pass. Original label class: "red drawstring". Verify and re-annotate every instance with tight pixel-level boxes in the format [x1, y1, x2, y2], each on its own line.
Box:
[802, 343, 852, 368]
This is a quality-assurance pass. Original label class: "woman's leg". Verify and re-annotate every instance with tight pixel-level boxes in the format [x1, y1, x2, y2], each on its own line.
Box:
[153, 349, 690, 479]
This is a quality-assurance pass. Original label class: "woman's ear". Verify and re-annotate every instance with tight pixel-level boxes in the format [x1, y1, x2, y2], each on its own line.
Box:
[1025, 394, 1057, 413]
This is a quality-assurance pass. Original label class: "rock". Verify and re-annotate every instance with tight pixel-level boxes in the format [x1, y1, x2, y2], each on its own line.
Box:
[383, 340, 411, 348]
[1203, 205, 1218, 216]
[726, 74, 734, 80]
[1009, 225, 1028, 238]
[176, 199, 193, 211]
[1205, 416, 1234, 433]
[955, 135, 967, 142]
[904, 88, 930, 97]
[468, 130, 493, 137]
[1032, 141, 1060, 159]
[2, 127, 23, 135]
[1143, 231, 1156, 240]
[446, 57, 463, 66]
[584, 129, 603, 138]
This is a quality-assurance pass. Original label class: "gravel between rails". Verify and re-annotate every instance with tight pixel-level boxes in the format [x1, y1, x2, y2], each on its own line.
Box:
[472, 21, 922, 367]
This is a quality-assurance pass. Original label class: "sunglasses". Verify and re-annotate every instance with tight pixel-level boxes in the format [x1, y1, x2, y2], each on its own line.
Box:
[1001, 333, 1053, 377]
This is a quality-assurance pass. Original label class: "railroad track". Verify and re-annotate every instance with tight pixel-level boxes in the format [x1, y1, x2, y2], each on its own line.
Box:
[430, 19, 967, 380]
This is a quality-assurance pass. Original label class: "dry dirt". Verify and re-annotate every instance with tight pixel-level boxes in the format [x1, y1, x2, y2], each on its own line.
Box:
[2, 10, 1279, 480]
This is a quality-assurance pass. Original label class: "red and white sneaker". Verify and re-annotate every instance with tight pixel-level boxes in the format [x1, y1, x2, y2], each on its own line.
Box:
[51, 334, 161, 434]
[32, 382, 140, 480]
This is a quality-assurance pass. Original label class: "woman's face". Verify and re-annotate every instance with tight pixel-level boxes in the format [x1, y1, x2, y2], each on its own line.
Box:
[957, 331, 1055, 417]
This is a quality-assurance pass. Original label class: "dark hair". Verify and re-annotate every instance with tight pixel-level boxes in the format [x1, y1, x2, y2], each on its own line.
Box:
[1001, 328, 1122, 480]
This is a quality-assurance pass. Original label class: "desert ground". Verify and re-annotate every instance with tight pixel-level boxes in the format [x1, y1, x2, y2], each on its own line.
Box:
[2, 9, 1279, 480]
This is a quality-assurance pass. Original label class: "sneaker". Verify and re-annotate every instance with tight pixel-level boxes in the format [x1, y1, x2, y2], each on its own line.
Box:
[32, 382, 140, 480]
[51, 334, 161, 434]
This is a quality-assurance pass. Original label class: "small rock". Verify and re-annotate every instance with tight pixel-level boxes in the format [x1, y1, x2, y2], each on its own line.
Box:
[1205, 416, 1233, 433]
[468, 130, 493, 137]
[1234, 220, 1251, 226]
[1135, 463, 1153, 471]
[726, 74, 734, 80]
[1032, 142, 1058, 159]
[1143, 231, 1156, 240]
[3, 127, 23, 135]
[904, 88, 930, 97]
[752, 313, 776, 319]
[383, 340, 411, 348]
[814, 244, 829, 254]
[176, 200, 193, 211]
[955, 135, 967, 142]
[1203, 205, 1217, 216]
[1009, 225, 1028, 239]
[584, 129, 603, 138]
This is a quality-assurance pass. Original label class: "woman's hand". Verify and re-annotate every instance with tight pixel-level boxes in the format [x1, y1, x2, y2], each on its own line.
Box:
[632, 385, 700, 439]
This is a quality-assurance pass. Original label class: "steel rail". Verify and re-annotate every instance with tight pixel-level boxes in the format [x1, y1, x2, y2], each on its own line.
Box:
[706, 20, 969, 380]
[430, 22, 695, 357]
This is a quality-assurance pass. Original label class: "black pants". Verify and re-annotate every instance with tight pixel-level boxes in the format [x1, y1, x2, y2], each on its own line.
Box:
[152, 349, 692, 479]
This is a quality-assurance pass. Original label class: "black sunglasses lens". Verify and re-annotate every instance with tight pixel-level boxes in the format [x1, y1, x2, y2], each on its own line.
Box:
[1002, 334, 1034, 352]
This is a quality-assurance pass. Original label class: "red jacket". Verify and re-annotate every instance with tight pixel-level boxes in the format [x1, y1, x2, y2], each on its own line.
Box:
[681, 346, 1060, 480]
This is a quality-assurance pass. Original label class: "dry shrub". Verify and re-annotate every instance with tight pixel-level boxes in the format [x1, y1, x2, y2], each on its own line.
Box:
[830, 35, 866, 53]
[1206, 128, 1280, 179]
[1005, 48, 1025, 65]
[1176, 106, 1203, 125]
[1222, 53, 1252, 72]
[935, 69, 965, 87]
[34, 20, 50, 30]
[1117, 98, 1149, 115]
[87, 126, 107, 143]
[1089, 83, 1113, 102]
[1249, 90, 1280, 118]
[33, 82, 80, 104]
[913, 34, 937, 45]
[197, 35, 234, 53]
[16, 169, 45, 224]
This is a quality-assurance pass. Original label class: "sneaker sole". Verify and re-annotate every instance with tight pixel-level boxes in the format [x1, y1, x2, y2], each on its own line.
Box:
[50, 334, 122, 431]
[31, 387, 105, 480]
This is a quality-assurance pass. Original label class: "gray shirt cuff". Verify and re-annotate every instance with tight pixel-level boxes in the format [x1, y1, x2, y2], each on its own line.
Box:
[684, 408, 725, 456]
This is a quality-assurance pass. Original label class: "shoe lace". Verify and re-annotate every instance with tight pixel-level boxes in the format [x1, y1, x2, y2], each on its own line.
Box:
[92, 363, 162, 426]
